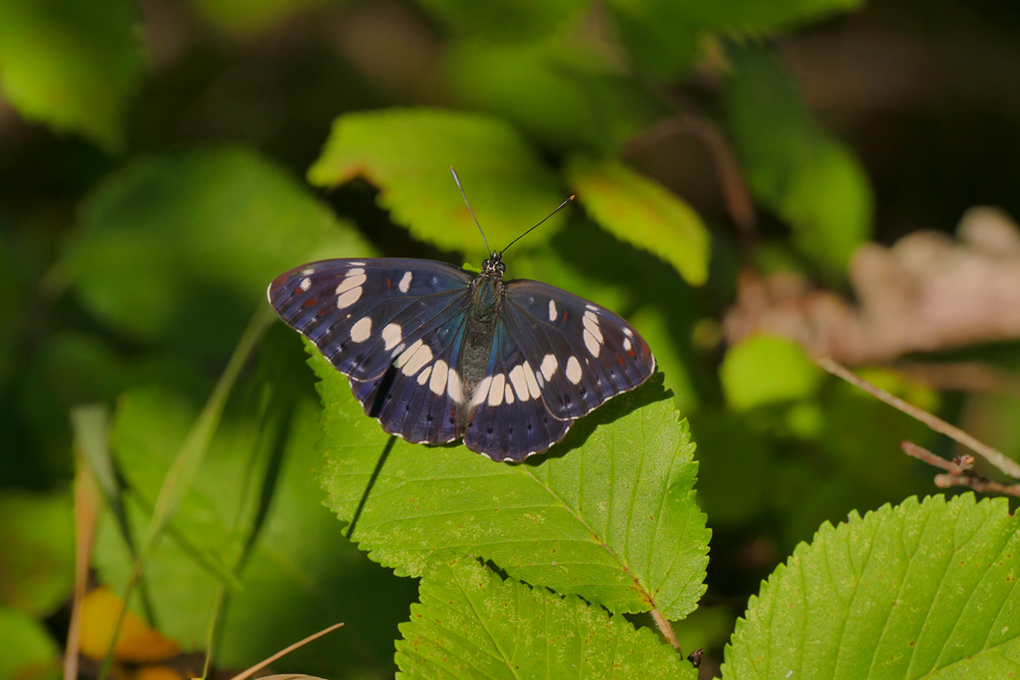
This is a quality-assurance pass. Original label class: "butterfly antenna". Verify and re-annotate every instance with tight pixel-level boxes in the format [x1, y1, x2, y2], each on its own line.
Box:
[451, 166, 491, 257]
[500, 194, 575, 255]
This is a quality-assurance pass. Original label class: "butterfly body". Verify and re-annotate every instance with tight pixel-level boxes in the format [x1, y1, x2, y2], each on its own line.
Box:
[268, 254, 654, 462]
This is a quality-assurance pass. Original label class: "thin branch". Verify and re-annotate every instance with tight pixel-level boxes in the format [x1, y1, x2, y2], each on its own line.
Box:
[816, 357, 1020, 479]
[228, 623, 344, 680]
[900, 441, 968, 474]
[934, 474, 1020, 497]
[649, 605, 679, 652]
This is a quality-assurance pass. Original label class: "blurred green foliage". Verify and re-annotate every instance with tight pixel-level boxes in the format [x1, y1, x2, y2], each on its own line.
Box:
[2, 0, 1020, 677]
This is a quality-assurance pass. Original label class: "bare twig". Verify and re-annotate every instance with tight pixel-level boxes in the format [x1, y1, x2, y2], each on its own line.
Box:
[933, 474, 1020, 497]
[649, 605, 679, 652]
[816, 357, 1020, 479]
[900, 441, 968, 474]
[228, 623, 344, 680]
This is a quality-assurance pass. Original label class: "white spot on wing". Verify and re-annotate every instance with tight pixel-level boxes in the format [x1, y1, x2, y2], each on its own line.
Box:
[398, 271, 413, 293]
[623, 327, 634, 338]
[586, 303, 598, 311]
[336, 273, 366, 295]
[508, 364, 530, 401]
[447, 368, 464, 404]
[382, 323, 402, 351]
[302, 268, 316, 275]
[488, 374, 506, 406]
[336, 287, 362, 309]
[299, 277, 311, 291]
[471, 376, 492, 408]
[523, 361, 541, 399]
[334, 273, 367, 293]
[623, 337, 632, 352]
[583, 310, 603, 344]
[548, 299, 558, 321]
[566, 356, 582, 384]
[350, 317, 372, 343]
[401, 342, 433, 376]
[540, 354, 558, 380]
[584, 329, 601, 357]
[417, 365, 432, 385]
[504, 383, 515, 404]
[430, 359, 449, 396]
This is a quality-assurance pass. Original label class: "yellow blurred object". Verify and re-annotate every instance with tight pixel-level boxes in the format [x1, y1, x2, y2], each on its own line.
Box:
[79, 587, 180, 662]
[133, 665, 186, 680]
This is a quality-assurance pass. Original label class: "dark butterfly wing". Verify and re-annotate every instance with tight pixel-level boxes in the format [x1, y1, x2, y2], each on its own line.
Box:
[463, 318, 574, 462]
[267, 258, 473, 382]
[462, 280, 655, 462]
[503, 279, 655, 420]
[268, 258, 473, 444]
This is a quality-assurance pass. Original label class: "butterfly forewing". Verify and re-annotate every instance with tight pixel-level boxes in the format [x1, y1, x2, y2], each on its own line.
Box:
[268, 258, 473, 383]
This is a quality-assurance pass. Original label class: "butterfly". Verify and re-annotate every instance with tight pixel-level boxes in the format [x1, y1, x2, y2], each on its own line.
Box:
[267, 178, 655, 462]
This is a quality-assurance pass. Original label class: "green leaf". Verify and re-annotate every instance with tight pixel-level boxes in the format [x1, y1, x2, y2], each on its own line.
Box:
[0, 0, 145, 151]
[415, 0, 588, 41]
[566, 157, 710, 286]
[396, 557, 696, 679]
[315, 351, 709, 621]
[93, 382, 417, 677]
[720, 334, 822, 411]
[308, 109, 564, 261]
[725, 44, 872, 273]
[0, 492, 74, 618]
[190, 0, 336, 35]
[63, 147, 371, 356]
[0, 608, 61, 680]
[723, 494, 1020, 679]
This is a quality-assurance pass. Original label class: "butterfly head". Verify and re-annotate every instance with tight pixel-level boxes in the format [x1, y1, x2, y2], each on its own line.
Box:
[480, 252, 506, 279]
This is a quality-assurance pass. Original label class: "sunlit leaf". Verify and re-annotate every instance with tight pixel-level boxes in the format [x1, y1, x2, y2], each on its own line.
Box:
[63, 147, 371, 356]
[723, 494, 1020, 679]
[308, 109, 564, 261]
[315, 350, 709, 621]
[0, 608, 61, 680]
[0, 492, 73, 617]
[566, 156, 710, 286]
[396, 557, 696, 679]
[0, 0, 145, 151]
[725, 44, 872, 273]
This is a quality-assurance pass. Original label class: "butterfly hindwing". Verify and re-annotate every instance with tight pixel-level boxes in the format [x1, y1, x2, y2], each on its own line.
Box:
[349, 310, 469, 445]
[268, 258, 473, 383]
[463, 321, 574, 462]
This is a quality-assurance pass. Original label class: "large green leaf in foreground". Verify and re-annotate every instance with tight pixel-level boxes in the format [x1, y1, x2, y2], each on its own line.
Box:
[315, 349, 709, 621]
[396, 557, 695, 679]
[723, 493, 1020, 679]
